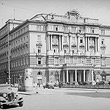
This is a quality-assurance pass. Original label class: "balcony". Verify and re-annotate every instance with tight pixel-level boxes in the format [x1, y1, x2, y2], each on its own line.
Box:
[100, 44, 106, 50]
[63, 44, 69, 48]
[36, 42, 42, 47]
[71, 44, 77, 48]
[52, 43, 58, 47]
[79, 43, 85, 48]
[89, 44, 95, 49]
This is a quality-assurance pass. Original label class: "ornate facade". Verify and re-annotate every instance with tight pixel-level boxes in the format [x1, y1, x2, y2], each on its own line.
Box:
[0, 10, 110, 90]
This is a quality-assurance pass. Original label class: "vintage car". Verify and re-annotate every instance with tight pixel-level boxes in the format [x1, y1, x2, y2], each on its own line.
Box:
[0, 84, 23, 109]
[43, 83, 54, 89]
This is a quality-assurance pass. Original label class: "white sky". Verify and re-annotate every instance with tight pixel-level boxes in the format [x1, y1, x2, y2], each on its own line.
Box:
[0, 0, 110, 28]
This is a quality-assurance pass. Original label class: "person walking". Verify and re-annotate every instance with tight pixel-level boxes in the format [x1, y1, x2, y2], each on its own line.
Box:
[96, 78, 99, 92]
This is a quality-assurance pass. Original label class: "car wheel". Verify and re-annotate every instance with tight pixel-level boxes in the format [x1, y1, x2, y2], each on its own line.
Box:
[1, 104, 6, 109]
[18, 102, 23, 107]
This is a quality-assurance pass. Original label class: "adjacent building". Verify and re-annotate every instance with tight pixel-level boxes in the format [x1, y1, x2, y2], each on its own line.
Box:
[0, 10, 110, 91]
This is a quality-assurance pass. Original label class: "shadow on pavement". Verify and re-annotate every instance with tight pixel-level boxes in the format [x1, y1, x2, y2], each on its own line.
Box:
[66, 92, 110, 99]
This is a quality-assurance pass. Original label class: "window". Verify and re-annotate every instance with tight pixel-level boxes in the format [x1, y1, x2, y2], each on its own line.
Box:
[72, 50, 74, 54]
[37, 25, 41, 31]
[54, 57, 59, 64]
[101, 39, 104, 44]
[101, 29, 105, 35]
[38, 47, 41, 53]
[38, 58, 41, 64]
[72, 37, 75, 42]
[79, 30, 81, 33]
[71, 27, 76, 33]
[66, 57, 69, 63]
[92, 30, 94, 33]
[37, 35, 41, 41]
[64, 50, 66, 53]
[64, 36, 67, 43]
[54, 25, 58, 31]
[90, 27, 95, 33]
[80, 37, 83, 43]
[52, 36, 58, 43]
[38, 71, 42, 75]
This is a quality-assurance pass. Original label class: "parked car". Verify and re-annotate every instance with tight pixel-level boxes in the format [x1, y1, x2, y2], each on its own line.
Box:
[96, 81, 105, 85]
[43, 83, 54, 89]
[0, 84, 23, 109]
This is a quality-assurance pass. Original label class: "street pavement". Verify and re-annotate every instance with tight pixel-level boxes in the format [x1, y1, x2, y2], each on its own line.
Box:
[3, 87, 110, 110]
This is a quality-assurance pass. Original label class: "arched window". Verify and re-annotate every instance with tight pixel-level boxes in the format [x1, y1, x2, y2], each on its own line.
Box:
[37, 71, 42, 75]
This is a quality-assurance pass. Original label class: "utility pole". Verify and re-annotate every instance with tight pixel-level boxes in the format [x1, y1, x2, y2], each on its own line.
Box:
[7, 24, 11, 85]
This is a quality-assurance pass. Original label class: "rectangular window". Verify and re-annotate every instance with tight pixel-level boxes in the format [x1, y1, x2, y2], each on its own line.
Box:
[54, 57, 59, 64]
[52, 36, 58, 44]
[90, 27, 95, 33]
[53, 25, 58, 31]
[36, 25, 41, 31]
[66, 57, 69, 64]
[38, 47, 41, 53]
[38, 58, 41, 64]
[101, 30, 105, 35]
[71, 27, 76, 33]
[37, 35, 41, 41]
[70, 57, 73, 64]
[72, 37, 75, 43]
[101, 39, 104, 44]
[80, 37, 83, 43]
[64, 36, 67, 43]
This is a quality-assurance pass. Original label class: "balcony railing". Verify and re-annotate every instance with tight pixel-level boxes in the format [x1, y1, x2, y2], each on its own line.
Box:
[63, 44, 69, 48]
[100, 44, 106, 50]
[36, 42, 42, 46]
[79, 43, 85, 48]
[71, 44, 77, 48]
[89, 44, 95, 49]
[52, 43, 58, 47]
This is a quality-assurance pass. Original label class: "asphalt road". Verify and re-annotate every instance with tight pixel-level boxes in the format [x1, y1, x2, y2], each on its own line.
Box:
[2, 88, 110, 110]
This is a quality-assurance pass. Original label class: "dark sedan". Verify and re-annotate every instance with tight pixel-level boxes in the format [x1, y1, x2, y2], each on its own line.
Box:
[43, 83, 54, 89]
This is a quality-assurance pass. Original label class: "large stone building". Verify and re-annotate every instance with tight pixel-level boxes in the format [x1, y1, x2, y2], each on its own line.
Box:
[0, 10, 110, 90]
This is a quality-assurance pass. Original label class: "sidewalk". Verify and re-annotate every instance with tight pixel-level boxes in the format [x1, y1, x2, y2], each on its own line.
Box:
[18, 87, 110, 95]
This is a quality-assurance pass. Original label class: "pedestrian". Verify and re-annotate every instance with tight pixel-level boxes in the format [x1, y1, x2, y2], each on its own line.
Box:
[36, 83, 38, 94]
[33, 82, 38, 94]
[96, 78, 99, 92]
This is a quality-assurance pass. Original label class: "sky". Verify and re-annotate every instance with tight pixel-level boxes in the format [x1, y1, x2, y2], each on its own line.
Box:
[0, 0, 110, 28]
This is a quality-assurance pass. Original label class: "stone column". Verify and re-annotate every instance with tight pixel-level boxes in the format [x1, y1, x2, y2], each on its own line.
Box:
[59, 71, 60, 82]
[97, 37, 98, 52]
[83, 70, 85, 82]
[59, 35, 61, 52]
[75, 70, 78, 84]
[85, 37, 86, 52]
[48, 34, 50, 51]
[94, 37, 96, 52]
[87, 37, 88, 51]
[50, 34, 52, 50]
[66, 69, 68, 82]
[69, 35, 71, 53]
[63, 70, 65, 83]
[91, 69, 94, 82]
[76, 34, 79, 53]
[61, 35, 62, 50]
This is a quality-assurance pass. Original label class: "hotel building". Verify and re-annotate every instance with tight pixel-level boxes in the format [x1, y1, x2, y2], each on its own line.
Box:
[0, 10, 110, 90]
